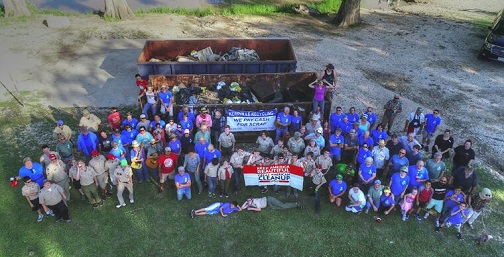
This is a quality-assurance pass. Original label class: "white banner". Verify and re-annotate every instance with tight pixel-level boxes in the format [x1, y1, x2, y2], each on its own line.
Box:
[226, 109, 277, 132]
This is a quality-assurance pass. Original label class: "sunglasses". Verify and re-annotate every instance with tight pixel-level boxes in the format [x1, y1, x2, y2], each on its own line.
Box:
[399, 152, 406, 155]
[433, 112, 439, 114]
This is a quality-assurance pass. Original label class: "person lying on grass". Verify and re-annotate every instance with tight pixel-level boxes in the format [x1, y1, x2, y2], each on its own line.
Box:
[191, 201, 241, 218]
[241, 195, 303, 211]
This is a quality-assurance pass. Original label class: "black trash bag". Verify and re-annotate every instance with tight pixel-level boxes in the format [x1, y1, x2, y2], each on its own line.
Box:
[190, 87, 202, 94]
[176, 88, 191, 105]
[218, 84, 232, 101]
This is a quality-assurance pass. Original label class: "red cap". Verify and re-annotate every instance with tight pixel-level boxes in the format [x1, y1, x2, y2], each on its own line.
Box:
[107, 153, 116, 160]
[316, 164, 322, 170]
[91, 150, 99, 156]
[49, 154, 57, 160]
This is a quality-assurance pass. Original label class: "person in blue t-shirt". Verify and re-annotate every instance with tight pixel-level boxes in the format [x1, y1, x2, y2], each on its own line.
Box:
[364, 107, 378, 129]
[191, 201, 241, 218]
[329, 128, 345, 163]
[337, 116, 352, 136]
[77, 126, 98, 162]
[408, 160, 429, 191]
[386, 149, 409, 179]
[17, 157, 45, 188]
[328, 174, 347, 207]
[357, 143, 373, 166]
[358, 157, 377, 194]
[177, 106, 196, 124]
[174, 166, 192, 201]
[289, 109, 303, 134]
[371, 124, 388, 146]
[346, 107, 360, 126]
[329, 107, 345, 133]
[389, 166, 410, 204]
[203, 144, 221, 166]
[168, 134, 182, 156]
[275, 107, 292, 143]
[121, 112, 138, 130]
[435, 202, 468, 240]
[379, 187, 395, 215]
[359, 131, 374, 148]
[438, 186, 465, 224]
[158, 85, 174, 119]
[421, 110, 442, 152]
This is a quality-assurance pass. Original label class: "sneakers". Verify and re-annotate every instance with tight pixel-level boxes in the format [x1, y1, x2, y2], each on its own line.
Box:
[37, 214, 44, 222]
[190, 209, 195, 219]
[456, 233, 462, 240]
[63, 219, 72, 223]
[406, 215, 410, 220]
[225, 194, 229, 198]
[416, 215, 422, 221]
[261, 188, 268, 193]
[146, 179, 151, 183]
[208, 193, 212, 198]
[106, 192, 113, 198]
[435, 220, 440, 227]
[469, 223, 474, 230]
[138, 180, 143, 184]
[130, 199, 135, 204]
[54, 218, 63, 223]
[296, 202, 304, 209]
[219, 194, 223, 198]
[46, 210, 55, 217]
[286, 193, 291, 198]
[116, 204, 126, 208]
[435, 227, 440, 233]
[423, 213, 429, 219]
[92, 203, 99, 209]
[365, 208, 369, 214]
[402, 215, 406, 221]
[81, 194, 86, 201]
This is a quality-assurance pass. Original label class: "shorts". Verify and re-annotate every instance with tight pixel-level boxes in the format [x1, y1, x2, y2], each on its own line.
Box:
[30, 198, 41, 211]
[96, 172, 109, 189]
[73, 180, 82, 190]
[416, 200, 428, 208]
[160, 172, 175, 183]
[329, 194, 342, 203]
[445, 222, 462, 229]
[422, 130, 434, 140]
[426, 199, 443, 213]
[204, 202, 222, 215]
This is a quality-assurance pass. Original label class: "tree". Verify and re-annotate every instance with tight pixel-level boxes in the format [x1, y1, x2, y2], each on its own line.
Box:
[3, 0, 31, 17]
[334, 0, 361, 27]
[104, 0, 134, 19]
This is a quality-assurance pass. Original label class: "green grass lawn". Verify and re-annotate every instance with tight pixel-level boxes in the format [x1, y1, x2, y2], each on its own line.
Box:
[0, 95, 503, 257]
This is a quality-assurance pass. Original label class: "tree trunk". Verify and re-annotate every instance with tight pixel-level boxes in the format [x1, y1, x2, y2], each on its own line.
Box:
[334, 0, 361, 27]
[104, 0, 134, 19]
[3, 0, 31, 17]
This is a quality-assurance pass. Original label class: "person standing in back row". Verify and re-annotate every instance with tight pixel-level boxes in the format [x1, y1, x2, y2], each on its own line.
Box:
[382, 94, 402, 135]
[319, 64, 338, 100]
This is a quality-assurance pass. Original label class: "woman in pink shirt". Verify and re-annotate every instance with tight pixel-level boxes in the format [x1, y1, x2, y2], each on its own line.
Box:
[308, 79, 334, 119]
[195, 107, 213, 131]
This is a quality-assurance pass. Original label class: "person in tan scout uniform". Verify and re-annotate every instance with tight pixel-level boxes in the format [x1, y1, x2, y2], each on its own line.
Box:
[40, 144, 61, 169]
[76, 160, 103, 209]
[105, 153, 120, 187]
[39, 180, 71, 223]
[79, 109, 102, 133]
[45, 154, 70, 202]
[88, 150, 111, 199]
[21, 176, 50, 222]
[53, 120, 73, 141]
[115, 159, 134, 208]
[68, 159, 87, 201]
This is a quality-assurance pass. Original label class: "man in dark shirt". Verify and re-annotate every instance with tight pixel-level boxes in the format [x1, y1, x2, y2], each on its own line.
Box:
[422, 177, 449, 219]
[452, 139, 475, 170]
[385, 134, 402, 157]
[450, 164, 478, 195]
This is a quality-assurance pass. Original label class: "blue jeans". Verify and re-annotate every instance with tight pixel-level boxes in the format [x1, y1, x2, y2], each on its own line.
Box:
[190, 171, 203, 193]
[365, 200, 381, 211]
[148, 167, 159, 180]
[207, 177, 217, 194]
[233, 168, 243, 191]
[133, 162, 149, 181]
[142, 103, 157, 117]
[275, 127, 288, 142]
[177, 188, 191, 200]
[312, 99, 325, 116]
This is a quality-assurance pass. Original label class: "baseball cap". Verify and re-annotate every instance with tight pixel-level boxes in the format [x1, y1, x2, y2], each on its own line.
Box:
[57, 120, 64, 126]
[374, 179, 382, 185]
[91, 150, 99, 156]
[400, 166, 409, 173]
[120, 159, 128, 166]
[82, 109, 90, 115]
[165, 147, 171, 152]
[184, 129, 190, 134]
[316, 128, 323, 134]
[416, 107, 423, 112]
[178, 166, 185, 172]
[479, 188, 492, 200]
[336, 174, 343, 180]
[107, 153, 116, 160]
[294, 132, 301, 137]
[140, 114, 146, 119]
[49, 154, 57, 160]
[349, 129, 356, 134]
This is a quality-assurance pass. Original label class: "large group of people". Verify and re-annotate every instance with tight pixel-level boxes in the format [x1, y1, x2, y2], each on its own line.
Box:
[16, 70, 493, 240]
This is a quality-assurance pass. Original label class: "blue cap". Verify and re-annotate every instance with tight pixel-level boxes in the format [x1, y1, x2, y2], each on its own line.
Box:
[374, 179, 382, 185]
[57, 120, 64, 125]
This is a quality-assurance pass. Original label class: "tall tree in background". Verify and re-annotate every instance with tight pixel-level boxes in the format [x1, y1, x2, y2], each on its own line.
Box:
[104, 0, 134, 19]
[3, 0, 31, 17]
[334, 0, 361, 27]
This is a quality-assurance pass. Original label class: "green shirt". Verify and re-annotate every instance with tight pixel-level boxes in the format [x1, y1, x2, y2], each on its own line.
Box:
[335, 163, 355, 177]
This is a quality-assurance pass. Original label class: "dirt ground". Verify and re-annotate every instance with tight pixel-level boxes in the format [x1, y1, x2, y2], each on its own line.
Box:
[0, 0, 503, 172]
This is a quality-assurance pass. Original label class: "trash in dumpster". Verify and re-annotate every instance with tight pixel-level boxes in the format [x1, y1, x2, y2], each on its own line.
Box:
[172, 80, 259, 106]
[159, 46, 261, 63]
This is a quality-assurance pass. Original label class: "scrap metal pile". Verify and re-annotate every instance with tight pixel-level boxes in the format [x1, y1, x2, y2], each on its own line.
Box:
[148, 47, 261, 62]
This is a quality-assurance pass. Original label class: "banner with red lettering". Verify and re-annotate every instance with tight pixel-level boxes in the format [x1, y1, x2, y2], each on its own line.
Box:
[242, 164, 304, 191]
